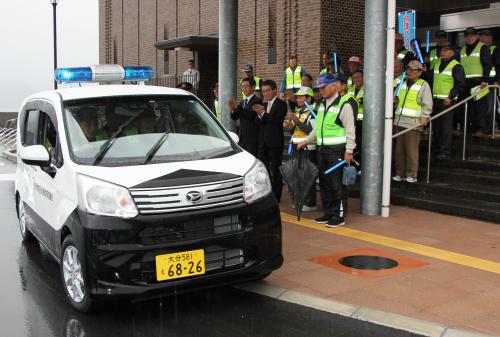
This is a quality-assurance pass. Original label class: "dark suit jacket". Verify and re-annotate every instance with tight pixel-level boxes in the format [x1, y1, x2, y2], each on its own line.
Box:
[230, 94, 262, 148]
[258, 97, 287, 149]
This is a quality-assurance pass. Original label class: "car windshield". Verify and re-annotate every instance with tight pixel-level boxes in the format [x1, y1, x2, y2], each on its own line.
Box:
[63, 95, 237, 166]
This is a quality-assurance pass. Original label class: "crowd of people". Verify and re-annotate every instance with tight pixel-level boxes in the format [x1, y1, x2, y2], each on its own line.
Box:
[210, 27, 499, 228]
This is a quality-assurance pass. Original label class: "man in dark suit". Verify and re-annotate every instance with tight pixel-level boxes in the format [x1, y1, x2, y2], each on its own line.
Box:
[228, 77, 262, 157]
[252, 80, 287, 202]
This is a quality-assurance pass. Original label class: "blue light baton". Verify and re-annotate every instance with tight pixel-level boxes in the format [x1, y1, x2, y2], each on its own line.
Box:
[333, 51, 338, 73]
[324, 160, 347, 175]
[303, 101, 317, 118]
[288, 137, 293, 155]
[411, 39, 424, 64]
[426, 31, 430, 54]
[395, 71, 406, 97]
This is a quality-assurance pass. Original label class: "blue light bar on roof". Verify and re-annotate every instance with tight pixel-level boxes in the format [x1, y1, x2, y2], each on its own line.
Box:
[55, 67, 93, 82]
[123, 66, 154, 81]
[54, 65, 155, 83]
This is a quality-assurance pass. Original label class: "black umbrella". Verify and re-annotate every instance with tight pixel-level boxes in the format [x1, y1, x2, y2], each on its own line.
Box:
[280, 149, 319, 220]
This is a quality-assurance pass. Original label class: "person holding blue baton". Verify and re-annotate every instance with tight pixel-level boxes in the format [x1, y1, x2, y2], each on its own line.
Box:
[298, 73, 357, 228]
[283, 86, 318, 212]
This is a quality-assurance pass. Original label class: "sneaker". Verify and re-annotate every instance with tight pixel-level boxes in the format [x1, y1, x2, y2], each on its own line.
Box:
[325, 217, 345, 228]
[406, 177, 418, 183]
[314, 215, 331, 224]
[302, 205, 317, 212]
[392, 175, 403, 182]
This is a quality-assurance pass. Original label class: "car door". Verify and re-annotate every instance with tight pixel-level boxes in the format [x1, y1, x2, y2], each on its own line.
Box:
[19, 109, 41, 238]
[32, 110, 64, 253]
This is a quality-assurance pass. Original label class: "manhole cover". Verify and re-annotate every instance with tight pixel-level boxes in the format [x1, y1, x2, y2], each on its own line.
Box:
[338, 255, 399, 270]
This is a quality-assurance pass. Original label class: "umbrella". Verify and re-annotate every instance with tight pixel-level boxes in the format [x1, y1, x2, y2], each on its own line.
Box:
[280, 150, 319, 220]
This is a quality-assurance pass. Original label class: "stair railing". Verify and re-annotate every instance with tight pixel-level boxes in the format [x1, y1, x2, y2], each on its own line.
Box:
[392, 85, 499, 184]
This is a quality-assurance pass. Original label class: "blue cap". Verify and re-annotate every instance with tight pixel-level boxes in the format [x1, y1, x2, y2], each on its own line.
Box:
[314, 73, 336, 89]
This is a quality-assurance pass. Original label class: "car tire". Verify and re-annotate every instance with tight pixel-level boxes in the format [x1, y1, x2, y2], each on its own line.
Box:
[17, 198, 34, 242]
[60, 235, 94, 312]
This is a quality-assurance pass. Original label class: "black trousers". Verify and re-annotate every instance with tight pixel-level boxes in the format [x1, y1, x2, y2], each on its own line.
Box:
[259, 145, 283, 202]
[317, 145, 347, 219]
[432, 99, 455, 157]
[471, 95, 488, 133]
[355, 120, 363, 166]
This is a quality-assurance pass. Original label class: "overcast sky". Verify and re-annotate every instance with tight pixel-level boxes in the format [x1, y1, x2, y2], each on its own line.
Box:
[0, 0, 98, 112]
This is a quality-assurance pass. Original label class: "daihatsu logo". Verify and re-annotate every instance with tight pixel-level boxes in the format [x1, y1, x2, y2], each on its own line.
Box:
[186, 191, 203, 204]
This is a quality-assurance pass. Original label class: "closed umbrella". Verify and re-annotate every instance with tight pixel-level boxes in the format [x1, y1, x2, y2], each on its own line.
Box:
[280, 150, 319, 220]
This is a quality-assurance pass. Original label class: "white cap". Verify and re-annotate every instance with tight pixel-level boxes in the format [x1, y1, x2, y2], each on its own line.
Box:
[348, 56, 361, 63]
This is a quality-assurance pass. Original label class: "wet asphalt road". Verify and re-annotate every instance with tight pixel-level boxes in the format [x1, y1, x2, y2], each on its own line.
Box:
[0, 157, 424, 337]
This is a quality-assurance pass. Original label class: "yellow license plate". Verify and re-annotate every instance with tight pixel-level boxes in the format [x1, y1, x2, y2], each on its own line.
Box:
[155, 249, 205, 281]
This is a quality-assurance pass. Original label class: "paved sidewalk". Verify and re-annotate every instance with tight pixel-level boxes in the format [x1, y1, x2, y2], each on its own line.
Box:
[268, 194, 500, 336]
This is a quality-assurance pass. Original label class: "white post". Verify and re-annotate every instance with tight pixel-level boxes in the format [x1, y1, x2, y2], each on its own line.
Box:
[381, 0, 396, 218]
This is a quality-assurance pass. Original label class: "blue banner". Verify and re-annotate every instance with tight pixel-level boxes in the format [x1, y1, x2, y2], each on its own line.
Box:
[398, 10, 416, 51]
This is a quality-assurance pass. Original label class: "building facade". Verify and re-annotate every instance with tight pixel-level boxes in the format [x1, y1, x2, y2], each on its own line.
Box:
[99, 0, 366, 104]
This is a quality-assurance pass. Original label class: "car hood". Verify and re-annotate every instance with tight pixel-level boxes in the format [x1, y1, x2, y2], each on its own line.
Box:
[76, 151, 256, 188]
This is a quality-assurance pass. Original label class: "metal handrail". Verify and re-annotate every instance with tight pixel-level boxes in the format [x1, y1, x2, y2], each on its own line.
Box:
[391, 84, 499, 183]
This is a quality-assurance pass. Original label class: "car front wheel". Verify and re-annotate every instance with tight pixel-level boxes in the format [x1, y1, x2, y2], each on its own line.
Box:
[60, 235, 94, 312]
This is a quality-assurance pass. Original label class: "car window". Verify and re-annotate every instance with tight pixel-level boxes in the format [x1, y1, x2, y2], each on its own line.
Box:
[22, 110, 40, 146]
[62, 95, 238, 166]
[40, 113, 63, 167]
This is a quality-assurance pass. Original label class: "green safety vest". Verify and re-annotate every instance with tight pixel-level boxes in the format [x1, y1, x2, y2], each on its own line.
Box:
[95, 129, 107, 141]
[347, 86, 364, 120]
[286, 66, 302, 89]
[292, 109, 313, 144]
[396, 78, 425, 118]
[316, 95, 353, 146]
[490, 46, 497, 78]
[429, 48, 439, 70]
[460, 42, 485, 79]
[397, 49, 408, 61]
[433, 59, 460, 100]
[460, 42, 489, 99]
[320, 68, 329, 75]
[214, 99, 220, 119]
[347, 76, 353, 87]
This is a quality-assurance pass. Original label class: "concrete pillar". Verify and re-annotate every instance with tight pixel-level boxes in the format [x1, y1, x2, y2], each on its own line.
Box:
[360, 0, 388, 215]
[218, 0, 237, 132]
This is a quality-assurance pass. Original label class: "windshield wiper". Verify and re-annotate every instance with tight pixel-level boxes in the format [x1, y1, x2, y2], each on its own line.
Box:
[142, 132, 169, 165]
[92, 113, 141, 166]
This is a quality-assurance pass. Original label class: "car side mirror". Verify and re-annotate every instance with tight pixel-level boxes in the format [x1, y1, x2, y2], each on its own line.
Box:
[20, 145, 50, 167]
[228, 131, 239, 144]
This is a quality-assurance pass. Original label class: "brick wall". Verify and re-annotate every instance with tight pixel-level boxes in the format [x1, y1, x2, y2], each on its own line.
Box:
[99, 0, 366, 92]
[321, 0, 366, 71]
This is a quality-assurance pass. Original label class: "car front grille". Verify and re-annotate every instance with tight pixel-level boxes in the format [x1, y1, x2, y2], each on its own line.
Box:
[130, 177, 245, 215]
[139, 215, 242, 245]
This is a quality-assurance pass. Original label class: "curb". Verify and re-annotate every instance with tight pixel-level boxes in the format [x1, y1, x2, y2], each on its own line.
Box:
[1, 150, 16, 163]
[234, 282, 498, 337]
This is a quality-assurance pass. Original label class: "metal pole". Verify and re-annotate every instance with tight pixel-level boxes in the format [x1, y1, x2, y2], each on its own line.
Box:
[52, 2, 58, 89]
[363, 0, 388, 216]
[426, 120, 432, 184]
[218, 0, 237, 132]
[381, 0, 395, 217]
[493, 88, 497, 140]
[462, 103, 468, 160]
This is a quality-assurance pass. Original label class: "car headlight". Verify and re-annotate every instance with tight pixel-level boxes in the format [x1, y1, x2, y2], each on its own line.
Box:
[243, 159, 272, 203]
[77, 174, 138, 218]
